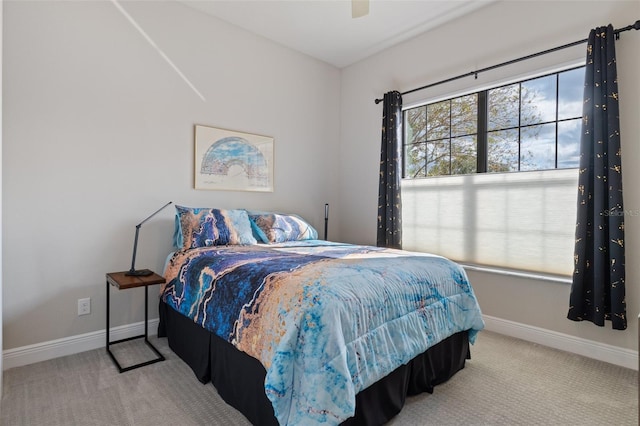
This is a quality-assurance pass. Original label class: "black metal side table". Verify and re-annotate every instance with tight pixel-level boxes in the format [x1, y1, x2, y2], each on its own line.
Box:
[106, 271, 166, 373]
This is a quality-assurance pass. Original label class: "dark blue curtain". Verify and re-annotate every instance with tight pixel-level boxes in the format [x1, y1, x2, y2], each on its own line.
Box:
[568, 25, 626, 330]
[376, 91, 403, 249]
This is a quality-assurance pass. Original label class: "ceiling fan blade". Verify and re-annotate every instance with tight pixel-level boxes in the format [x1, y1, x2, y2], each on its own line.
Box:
[352, 0, 369, 18]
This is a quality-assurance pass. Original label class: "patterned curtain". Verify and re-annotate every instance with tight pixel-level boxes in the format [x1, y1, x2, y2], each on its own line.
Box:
[376, 91, 403, 249]
[568, 25, 626, 330]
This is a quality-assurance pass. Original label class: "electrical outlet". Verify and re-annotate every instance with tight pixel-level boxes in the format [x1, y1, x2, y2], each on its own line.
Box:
[78, 298, 91, 316]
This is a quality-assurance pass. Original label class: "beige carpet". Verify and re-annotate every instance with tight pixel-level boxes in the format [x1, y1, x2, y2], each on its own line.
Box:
[1, 331, 637, 425]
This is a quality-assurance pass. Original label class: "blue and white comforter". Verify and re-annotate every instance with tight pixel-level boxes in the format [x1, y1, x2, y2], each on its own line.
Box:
[161, 241, 484, 425]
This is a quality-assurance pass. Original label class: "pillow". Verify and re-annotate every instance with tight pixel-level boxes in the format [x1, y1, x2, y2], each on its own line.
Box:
[248, 211, 318, 243]
[174, 205, 257, 249]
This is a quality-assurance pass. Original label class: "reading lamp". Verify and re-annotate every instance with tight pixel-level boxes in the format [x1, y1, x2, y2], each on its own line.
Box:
[125, 201, 173, 276]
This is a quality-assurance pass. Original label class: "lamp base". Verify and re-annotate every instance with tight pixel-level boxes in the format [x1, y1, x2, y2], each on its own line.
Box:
[125, 269, 154, 277]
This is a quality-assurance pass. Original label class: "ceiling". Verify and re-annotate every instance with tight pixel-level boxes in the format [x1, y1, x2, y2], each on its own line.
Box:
[179, 0, 495, 68]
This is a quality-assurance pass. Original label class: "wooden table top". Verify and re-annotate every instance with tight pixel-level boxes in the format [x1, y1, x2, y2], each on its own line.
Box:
[106, 271, 166, 290]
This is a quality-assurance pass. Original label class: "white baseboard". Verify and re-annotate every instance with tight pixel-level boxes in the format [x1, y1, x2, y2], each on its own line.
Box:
[483, 315, 638, 371]
[2, 319, 159, 370]
[3, 316, 637, 371]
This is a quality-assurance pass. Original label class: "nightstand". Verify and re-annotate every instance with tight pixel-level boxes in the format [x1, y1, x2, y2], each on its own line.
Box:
[106, 271, 166, 373]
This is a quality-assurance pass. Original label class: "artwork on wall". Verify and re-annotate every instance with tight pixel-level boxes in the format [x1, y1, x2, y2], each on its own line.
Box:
[194, 125, 274, 192]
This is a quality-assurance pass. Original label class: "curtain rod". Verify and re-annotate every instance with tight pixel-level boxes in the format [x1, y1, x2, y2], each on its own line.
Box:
[374, 19, 640, 104]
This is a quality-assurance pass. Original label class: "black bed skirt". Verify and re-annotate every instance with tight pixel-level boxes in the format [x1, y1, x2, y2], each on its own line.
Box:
[158, 301, 470, 426]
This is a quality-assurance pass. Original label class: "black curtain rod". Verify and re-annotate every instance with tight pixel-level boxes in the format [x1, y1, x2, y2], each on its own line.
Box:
[374, 19, 640, 104]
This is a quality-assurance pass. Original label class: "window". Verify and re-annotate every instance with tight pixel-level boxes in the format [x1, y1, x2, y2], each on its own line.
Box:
[401, 66, 584, 276]
[403, 66, 584, 177]
[404, 94, 478, 177]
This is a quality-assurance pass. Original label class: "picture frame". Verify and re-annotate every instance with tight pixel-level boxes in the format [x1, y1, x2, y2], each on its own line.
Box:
[194, 125, 274, 192]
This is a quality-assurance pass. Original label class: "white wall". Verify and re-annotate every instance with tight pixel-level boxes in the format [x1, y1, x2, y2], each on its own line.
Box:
[340, 0, 640, 352]
[2, 0, 340, 350]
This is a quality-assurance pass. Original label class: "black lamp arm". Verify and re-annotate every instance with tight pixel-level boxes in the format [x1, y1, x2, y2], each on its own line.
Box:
[127, 225, 144, 275]
[125, 201, 173, 277]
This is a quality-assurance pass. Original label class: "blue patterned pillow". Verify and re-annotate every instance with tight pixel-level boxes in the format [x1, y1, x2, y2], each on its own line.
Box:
[248, 212, 318, 243]
[174, 206, 257, 249]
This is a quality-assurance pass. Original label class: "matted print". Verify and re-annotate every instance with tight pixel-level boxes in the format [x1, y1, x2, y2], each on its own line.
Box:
[194, 125, 274, 192]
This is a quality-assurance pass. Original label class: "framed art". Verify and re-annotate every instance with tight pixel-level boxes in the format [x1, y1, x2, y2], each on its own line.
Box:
[194, 125, 274, 192]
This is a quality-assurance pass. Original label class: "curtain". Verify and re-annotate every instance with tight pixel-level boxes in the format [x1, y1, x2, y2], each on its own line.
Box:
[568, 25, 626, 330]
[376, 91, 403, 249]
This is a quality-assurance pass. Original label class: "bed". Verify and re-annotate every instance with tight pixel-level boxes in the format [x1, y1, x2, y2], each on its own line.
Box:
[157, 206, 484, 425]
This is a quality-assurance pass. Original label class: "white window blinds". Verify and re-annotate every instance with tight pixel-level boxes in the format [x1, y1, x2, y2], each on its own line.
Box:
[401, 168, 578, 276]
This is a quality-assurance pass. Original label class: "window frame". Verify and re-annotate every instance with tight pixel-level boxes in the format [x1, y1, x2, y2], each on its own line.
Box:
[402, 64, 585, 178]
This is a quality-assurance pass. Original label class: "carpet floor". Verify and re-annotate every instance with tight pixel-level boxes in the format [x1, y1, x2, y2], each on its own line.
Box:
[1, 330, 637, 425]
